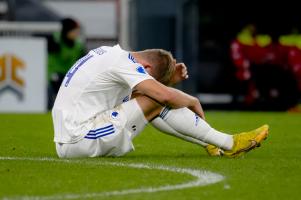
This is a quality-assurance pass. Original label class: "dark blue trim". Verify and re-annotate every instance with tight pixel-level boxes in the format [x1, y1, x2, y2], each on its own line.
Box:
[128, 53, 137, 63]
[88, 124, 113, 133]
[87, 127, 114, 136]
[64, 54, 93, 87]
[123, 96, 130, 102]
[160, 107, 170, 119]
[84, 131, 115, 139]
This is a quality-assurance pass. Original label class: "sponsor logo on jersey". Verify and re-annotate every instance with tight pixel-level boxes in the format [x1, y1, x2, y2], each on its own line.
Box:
[0, 53, 25, 100]
[136, 66, 147, 74]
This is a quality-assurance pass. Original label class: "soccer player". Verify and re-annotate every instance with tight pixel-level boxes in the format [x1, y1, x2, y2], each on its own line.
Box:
[52, 45, 269, 158]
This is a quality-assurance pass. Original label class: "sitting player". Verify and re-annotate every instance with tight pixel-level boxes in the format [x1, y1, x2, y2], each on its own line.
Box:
[52, 45, 269, 158]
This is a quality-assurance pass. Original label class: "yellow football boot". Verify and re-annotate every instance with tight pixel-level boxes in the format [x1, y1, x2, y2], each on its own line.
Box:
[206, 124, 269, 158]
[206, 144, 224, 156]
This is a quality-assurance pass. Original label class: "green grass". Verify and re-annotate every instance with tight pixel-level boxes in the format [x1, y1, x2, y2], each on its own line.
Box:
[0, 112, 301, 200]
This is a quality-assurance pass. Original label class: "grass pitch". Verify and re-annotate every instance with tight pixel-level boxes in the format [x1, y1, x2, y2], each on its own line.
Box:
[0, 111, 301, 200]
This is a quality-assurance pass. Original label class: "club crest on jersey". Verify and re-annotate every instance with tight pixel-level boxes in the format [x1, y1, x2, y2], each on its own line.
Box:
[111, 111, 119, 119]
[136, 66, 147, 74]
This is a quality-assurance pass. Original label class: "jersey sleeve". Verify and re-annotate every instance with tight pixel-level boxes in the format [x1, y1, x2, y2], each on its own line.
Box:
[111, 63, 154, 89]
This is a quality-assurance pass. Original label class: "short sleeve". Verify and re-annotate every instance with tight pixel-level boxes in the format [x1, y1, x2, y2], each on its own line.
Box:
[111, 63, 154, 89]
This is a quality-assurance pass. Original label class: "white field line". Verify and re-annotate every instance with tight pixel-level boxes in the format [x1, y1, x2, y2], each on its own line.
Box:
[0, 157, 225, 200]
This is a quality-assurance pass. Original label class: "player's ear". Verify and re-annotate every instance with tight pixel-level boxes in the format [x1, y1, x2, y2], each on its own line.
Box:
[139, 59, 153, 73]
[143, 64, 154, 75]
[137, 59, 151, 69]
[143, 64, 152, 69]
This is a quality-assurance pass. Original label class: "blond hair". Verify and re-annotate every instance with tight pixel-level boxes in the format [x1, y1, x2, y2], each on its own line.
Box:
[138, 49, 175, 85]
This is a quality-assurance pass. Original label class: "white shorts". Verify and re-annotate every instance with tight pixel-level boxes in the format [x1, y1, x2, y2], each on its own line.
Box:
[55, 99, 148, 158]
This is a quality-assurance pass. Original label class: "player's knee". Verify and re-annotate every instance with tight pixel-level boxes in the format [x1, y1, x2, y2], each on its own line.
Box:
[133, 96, 162, 120]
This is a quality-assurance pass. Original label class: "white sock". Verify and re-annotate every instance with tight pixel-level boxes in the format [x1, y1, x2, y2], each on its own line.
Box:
[151, 117, 208, 147]
[121, 99, 148, 139]
[160, 107, 233, 150]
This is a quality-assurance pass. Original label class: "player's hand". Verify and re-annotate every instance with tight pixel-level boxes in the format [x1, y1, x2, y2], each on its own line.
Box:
[169, 63, 189, 85]
[188, 97, 205, 120]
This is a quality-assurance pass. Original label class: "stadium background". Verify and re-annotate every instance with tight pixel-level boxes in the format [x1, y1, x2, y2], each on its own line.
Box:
[1, 0, 301, 112]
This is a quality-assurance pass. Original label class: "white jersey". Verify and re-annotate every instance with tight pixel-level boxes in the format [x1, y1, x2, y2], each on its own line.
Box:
[52, 45, 153, 143]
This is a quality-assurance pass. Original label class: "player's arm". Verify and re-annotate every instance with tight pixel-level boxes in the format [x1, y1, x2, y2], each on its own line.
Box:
[134, 79, 205, 119]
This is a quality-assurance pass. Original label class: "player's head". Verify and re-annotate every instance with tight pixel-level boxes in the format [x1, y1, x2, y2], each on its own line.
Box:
[135, 49, 176, 85]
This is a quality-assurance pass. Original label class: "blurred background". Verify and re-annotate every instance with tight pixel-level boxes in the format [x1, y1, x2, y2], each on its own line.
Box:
[0, 0, 300, 112]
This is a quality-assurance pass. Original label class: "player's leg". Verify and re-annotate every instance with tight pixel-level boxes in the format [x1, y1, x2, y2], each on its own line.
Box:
[130, 92, 195, 142]
[132, 96, 234, 150]
[132, 95, 269, 157]
[124, 95, 224, 148]
[129, 93, 233, 150]
[120, 95, 162, 138]
[159, 107, 234, 150]
[159, 106, 269, 156]
[152, 117, 227, 156]
[151, 117, 208, 147]
[127, 96, 226, 156]
[124, 95, 270, 157]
